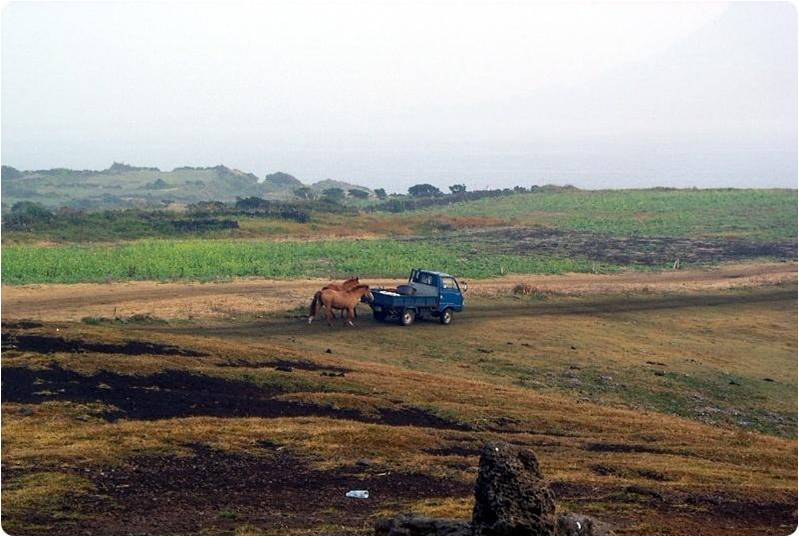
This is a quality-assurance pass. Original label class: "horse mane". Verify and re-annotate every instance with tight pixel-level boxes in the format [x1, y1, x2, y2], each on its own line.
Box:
[351, 284, 370, 292]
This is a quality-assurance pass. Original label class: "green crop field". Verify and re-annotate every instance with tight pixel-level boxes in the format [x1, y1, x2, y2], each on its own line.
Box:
[3, 189, 796, 285]
[1, 239, 611, 285]
[417, 188, 798, 241]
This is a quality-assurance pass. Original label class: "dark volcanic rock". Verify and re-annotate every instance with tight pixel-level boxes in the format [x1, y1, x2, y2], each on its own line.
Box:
[556, 513, 610, 536]
[472, 442, 557, 535]
[375, 514, 471, 536]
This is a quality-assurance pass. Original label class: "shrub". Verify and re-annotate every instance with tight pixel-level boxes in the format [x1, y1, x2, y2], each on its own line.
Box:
[408, 184, 443, 197]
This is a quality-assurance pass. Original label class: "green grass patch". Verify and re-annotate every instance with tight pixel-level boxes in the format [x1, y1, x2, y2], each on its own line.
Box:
[2, 238, 613, 285]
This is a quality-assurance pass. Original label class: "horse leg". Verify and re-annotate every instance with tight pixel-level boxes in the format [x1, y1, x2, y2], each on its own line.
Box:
[346, 306, 355, 327]
[325, 303, 334, 327]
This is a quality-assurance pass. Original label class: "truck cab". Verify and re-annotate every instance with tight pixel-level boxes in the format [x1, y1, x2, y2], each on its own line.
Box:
[408, 269, 465, 313]
[370, 268, 465, 325]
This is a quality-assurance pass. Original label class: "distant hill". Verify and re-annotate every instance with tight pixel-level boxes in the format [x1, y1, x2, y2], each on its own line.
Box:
[261, 172, 305, 200]
[1, 164, 373, 210]
[311, 179, 373, 195]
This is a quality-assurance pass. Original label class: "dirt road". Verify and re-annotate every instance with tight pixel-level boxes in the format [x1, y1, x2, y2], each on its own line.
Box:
[3, 262, 795, 321]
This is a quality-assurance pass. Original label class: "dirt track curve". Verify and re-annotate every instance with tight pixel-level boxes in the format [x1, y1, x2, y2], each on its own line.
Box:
[2, 262, 795, 322]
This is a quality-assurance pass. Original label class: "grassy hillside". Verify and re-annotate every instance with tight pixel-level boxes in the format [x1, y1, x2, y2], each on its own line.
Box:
[415, 189, 798, 241]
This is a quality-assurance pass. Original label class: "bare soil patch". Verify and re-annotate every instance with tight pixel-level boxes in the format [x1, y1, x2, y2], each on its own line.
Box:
[217, 357, 351, 374]
[551, 481, 797, 535]
[2, 364, 469, 430]
[425, 445, 482, 458]
[2, 332, 205, 357]
[2, 320, 44, 330]
[435, 227, 797, 265]
[584, 442, 670, 455]
[5, 444, 471, 535]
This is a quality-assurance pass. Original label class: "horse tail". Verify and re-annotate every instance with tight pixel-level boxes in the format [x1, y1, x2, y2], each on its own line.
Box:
[308, 291, 322, 323]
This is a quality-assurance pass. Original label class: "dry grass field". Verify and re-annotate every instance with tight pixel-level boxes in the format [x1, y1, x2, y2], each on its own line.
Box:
[2, 262, 796, 535]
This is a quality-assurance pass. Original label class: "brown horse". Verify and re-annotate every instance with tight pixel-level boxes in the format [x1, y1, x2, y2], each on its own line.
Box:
[310, 277, 359, 320]
[308, 285, 373, 326]
[323, 276, 359, 292]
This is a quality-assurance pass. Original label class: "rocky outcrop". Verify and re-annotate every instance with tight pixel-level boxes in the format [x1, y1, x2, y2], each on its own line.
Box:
[375, 442, 609, 536]
[471, 443, 557, 535]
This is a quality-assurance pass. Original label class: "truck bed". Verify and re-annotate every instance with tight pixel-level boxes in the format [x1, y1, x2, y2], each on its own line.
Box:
[370, 290, 438, 309]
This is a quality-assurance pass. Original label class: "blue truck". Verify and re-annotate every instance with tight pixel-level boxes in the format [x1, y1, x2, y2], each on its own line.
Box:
[368, 269, 465, 326]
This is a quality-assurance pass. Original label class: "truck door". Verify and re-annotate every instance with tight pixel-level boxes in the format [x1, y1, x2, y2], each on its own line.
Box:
[439, 277, 463, 311]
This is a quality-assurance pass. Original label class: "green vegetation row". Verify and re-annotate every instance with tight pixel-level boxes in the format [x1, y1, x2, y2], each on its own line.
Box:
[417, 188, 798, 242]
[7, 187, 796, 244]
[2, 197, 359, 243]
[1, 239, 614, 285]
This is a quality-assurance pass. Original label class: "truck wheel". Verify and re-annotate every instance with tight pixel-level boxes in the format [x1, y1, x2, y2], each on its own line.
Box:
[400, 309, 415, 326]
[439, 308, 453, 325]
[373, 311, 387, 322]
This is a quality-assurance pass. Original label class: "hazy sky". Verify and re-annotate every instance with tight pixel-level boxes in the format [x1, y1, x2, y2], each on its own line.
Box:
[2, 1, 796, 190]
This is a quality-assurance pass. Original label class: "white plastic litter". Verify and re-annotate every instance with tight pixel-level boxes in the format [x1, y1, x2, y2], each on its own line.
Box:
[346, 490, 369, 499]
